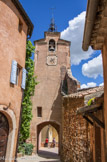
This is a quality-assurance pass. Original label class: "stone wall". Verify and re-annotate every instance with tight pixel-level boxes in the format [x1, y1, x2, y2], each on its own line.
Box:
[61, 97, 91, 162]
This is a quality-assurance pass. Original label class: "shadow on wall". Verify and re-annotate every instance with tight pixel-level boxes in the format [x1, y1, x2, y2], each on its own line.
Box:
[49, 84, 62, 123]
[50, 65, 78, 123]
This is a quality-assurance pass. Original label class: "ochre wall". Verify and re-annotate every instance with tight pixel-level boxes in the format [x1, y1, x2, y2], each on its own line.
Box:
[0, 0, 28, 160]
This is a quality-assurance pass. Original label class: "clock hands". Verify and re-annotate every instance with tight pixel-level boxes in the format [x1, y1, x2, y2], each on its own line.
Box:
[50, 58, 55, 64]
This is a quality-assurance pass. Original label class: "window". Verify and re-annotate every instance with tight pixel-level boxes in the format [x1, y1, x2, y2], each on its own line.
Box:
[10, 60, 26, 89]
[16, 65, 22, 86]
[18, 19, 23, 33]
[37, 107, 42, 117]
[49, 39, 55, 52]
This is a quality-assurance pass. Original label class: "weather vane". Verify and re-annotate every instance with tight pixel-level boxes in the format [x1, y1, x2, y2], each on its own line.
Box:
[48, 7, 57, 32]
[50, 7, 56, 18]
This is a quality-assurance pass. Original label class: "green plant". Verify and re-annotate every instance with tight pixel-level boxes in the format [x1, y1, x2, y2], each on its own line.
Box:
[18, 145, 25, 155]
[19, 40, 38, 143]
[88, 97, 95, 106]
[18, 143, 34, 155]
[24, 143, 34, 155]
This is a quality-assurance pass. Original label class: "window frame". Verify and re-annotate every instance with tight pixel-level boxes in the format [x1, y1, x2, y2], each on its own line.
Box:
[49, 39, 56, 52]
[37, 107, 42, 117]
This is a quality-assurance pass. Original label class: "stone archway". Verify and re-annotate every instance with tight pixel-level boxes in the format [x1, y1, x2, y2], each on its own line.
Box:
[0, 106, 16, 162]
[0, 112, 9, 161]
[37, 121, 60, 154]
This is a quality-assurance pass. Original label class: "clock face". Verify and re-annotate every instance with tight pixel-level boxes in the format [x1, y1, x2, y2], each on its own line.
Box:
[46, 55, 57, 66]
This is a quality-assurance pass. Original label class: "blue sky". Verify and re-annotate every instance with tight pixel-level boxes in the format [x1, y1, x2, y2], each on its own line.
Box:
[20, 0, 104, 88]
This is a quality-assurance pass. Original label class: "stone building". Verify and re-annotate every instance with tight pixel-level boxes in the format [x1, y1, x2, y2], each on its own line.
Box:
[82, 0, 107, 161]
[77, 89, 105, 162]
[29, 19, 80, 153]
[61, 86, 104, 162]
[0, 0, 33, 161]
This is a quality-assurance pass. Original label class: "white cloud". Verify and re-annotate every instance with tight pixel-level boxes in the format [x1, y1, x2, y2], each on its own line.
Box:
[81, 82, 97, 89]
[99, 83, 104, 86]
[82, 54, 103, 79]
[61, 11, 93, 65]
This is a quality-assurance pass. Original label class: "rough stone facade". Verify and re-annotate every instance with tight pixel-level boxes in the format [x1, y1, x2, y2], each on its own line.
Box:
[61, 86, 104, 162]
[62, 96, 90, 162]
[0, 0, 33, 161]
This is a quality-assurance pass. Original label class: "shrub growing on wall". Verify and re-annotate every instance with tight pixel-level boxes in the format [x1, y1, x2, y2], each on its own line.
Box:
[20, 40, 38, 143]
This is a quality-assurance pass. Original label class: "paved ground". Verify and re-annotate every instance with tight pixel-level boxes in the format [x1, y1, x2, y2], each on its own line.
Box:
[17, 147, 61, 162]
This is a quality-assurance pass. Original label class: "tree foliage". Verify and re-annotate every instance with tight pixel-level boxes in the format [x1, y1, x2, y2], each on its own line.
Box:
[87, 97, 95, 106]
[20, 40, 38, 142]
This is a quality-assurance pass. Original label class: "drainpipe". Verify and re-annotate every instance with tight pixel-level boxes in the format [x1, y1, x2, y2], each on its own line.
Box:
[82, 0, 99, 51]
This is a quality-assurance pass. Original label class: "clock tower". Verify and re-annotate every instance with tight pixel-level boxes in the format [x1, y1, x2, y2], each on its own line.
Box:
[30, 18, 80, 153]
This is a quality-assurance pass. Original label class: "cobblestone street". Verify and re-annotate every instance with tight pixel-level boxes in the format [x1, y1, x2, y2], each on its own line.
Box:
[17, 147, 61, 162]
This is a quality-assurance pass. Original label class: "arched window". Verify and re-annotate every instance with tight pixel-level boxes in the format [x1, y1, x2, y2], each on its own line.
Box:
[49, 39, 55, 52]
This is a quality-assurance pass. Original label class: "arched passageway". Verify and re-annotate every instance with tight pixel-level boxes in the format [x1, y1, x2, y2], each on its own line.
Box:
[37, 121, 60, 159]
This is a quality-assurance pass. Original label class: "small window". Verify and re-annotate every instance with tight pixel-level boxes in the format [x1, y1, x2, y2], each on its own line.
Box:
[16, 65, 22, 86]
[18, 19, 23, 33]
[37, 107, 42, 117]
[49, 39, 55, 51]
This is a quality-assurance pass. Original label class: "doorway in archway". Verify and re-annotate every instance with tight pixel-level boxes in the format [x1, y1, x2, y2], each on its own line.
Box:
[37, 121, 60, 159]
[0, 112, 9, 162]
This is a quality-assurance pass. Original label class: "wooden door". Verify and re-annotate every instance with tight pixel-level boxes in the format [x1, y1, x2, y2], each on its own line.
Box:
[0, 113, 9, 162]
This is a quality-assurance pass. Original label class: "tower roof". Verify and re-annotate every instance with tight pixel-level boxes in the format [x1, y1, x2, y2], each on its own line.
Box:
[48, 17, 57, 32]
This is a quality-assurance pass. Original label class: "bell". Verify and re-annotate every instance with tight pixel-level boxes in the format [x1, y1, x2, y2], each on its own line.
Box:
[50, 46, 54, 50]
[49, 46, 55, 51]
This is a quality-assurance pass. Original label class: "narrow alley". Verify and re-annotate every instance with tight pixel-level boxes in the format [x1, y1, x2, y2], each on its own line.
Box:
[0, 0, 106, 162]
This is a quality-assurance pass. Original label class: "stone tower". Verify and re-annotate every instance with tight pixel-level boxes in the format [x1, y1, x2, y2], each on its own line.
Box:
[30, 19, 79, 153]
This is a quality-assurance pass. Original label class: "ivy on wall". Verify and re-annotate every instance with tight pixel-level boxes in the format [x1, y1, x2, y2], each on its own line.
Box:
[19, 40, 38, 143]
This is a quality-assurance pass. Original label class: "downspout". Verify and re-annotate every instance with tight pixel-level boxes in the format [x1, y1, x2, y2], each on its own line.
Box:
[82, 0, 99, 51]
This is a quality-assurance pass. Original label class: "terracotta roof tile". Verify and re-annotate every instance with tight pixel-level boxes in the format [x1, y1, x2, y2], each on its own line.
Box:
[64, 86, 104, 98]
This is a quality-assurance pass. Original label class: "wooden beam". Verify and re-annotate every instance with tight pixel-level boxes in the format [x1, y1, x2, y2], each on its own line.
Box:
[83, 115, 93, 125]
[87, 112, 105, 129]
[77, 104, 101, 115]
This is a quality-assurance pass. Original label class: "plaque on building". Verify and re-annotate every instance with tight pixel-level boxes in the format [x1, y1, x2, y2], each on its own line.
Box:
[46, 55, 57, 66]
